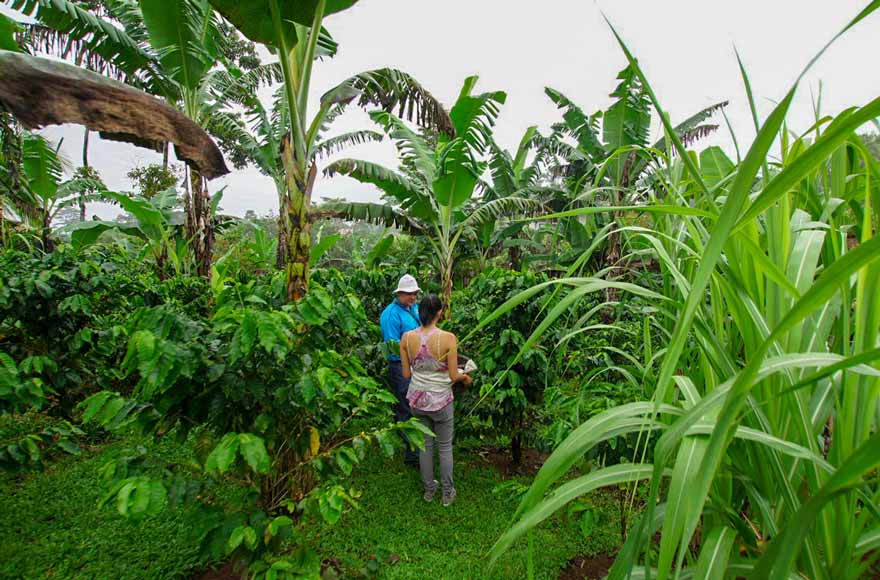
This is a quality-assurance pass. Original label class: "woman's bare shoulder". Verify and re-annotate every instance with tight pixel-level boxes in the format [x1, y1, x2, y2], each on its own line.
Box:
[439, 329, 458, 343]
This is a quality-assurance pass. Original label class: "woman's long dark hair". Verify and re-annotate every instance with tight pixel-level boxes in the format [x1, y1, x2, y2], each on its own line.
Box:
[419, 294, 443, 326]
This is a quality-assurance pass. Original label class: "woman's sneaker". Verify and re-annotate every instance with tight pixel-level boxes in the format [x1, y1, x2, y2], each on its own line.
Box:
[423, 480, 439, 502]
[442, 489, 457, 507]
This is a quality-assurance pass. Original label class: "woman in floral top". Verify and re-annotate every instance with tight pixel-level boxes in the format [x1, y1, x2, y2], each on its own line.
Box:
[400, 294, 472, 506]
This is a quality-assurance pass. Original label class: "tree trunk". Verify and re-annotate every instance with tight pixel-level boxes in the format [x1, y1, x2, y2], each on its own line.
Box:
[604, 172, 630, 305]
[507, 244, 522, 271]
[511, 432, 522, 466]
[82, 127, 90, 167]
[280, 138, 316, 302]
[155, 246, 168, 281]
[190, 170, 213, 279]
[1, 113, 22, 236]
[40, 212, 54, 253]
[80, 127, 89, 222]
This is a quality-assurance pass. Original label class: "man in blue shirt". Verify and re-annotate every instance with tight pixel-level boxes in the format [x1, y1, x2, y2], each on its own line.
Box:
[380, 274, 422, 466]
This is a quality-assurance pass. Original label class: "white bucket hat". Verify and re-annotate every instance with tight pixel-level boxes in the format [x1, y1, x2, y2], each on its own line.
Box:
[393, 274, 421, 294]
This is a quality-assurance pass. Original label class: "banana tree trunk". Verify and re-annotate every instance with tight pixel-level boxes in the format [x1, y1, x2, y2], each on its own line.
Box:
[276, 195, 289, 269]
[442, 257, 454, 320]
[280, 139, 316, 302]
[603, 184, 624, 304]
[508, 244, 522, 271]
[40, 211, 53, 253]
[190, 169, 213, 279]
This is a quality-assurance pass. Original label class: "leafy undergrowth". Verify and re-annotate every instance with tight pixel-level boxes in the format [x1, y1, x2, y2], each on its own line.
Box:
[0, 434, 246, 580]
[298, 451, 623, 580]
[0, 431, 623, 580]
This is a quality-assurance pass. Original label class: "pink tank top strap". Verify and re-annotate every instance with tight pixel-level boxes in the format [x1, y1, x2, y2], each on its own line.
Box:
[419, 327, 439, 345]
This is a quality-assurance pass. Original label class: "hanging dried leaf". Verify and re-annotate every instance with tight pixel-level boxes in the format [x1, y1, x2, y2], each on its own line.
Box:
[0, 50, 228, 178]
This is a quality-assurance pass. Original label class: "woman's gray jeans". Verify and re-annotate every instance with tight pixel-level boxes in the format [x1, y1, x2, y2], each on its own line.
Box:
[412, 404, 455, 496]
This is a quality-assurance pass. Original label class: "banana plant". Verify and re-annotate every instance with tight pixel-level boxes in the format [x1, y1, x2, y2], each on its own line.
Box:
[488, 3, 880, 578]
[477, 126, 562, 270]
[67, 189, 190, 278]
[9, 0, 165, 90]
[0, 127, 108, 249]
[538, 67, 728, 272]
[206, 82, 383, 268]
[11, 0, 277, 277]
[326, 77, 542, 312]
[208, 0, 452, 301]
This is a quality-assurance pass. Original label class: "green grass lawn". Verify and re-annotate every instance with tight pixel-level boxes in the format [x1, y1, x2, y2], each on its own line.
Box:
[0, 437, 211, 580]
[300, 451, 622, 580]
[1, 433, 622, 580]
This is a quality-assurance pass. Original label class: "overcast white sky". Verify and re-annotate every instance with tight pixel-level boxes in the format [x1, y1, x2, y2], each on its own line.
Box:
[4, 0, 879, 218]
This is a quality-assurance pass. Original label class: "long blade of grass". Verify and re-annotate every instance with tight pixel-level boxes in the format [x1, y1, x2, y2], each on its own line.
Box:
[734, 98, 880, 231]
[524, 204, 717, 222]
[489, 463, 659, 566]
[692, 526, 736, 580]
[753, 430, 880, 578]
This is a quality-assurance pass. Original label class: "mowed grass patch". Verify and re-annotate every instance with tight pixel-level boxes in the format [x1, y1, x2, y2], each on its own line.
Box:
[302, 451, 622, 580]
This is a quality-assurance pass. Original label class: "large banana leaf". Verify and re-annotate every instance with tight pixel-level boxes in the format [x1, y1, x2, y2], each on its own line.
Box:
[602, 64, 651, 185]
[208, 0, 357, 46]
[699, 146, 736, 188]
[139, 0, 219, 91]
[545, 87, 604, 159]
[0, 50, 228, 178]
[68, 220, 145, 249]
[434, 76, 506, 209]
[0, 12, 21, 52]
[324, 159, 435, 221]
[366, 110, 435, 183]
[20, 132, 63, 202]
[312, 129, 383, 160]
[315, 200, 427, 235]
